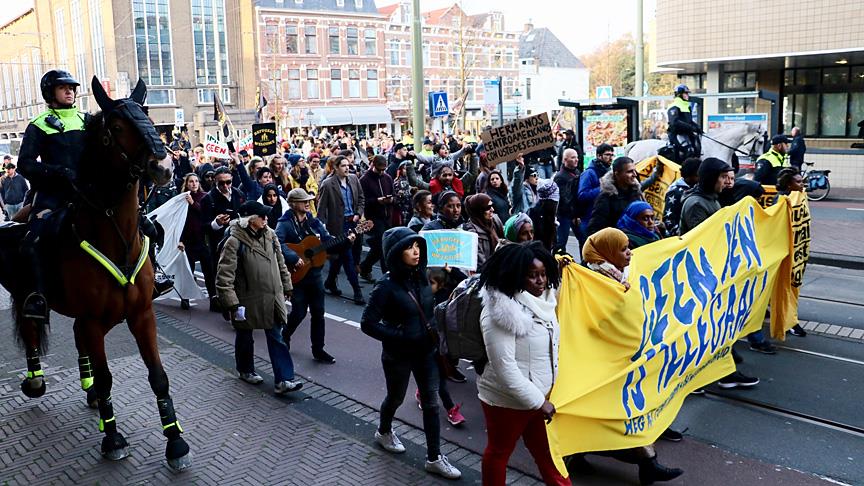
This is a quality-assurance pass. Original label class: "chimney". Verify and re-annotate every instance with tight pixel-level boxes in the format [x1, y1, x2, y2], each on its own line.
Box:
[523, 19, 533, 33]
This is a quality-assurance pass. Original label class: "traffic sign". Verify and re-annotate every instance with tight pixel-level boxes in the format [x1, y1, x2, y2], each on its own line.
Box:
[428, 91, 449, 117]
[595, 85, 613, 99]
[174, 108, 185, 126]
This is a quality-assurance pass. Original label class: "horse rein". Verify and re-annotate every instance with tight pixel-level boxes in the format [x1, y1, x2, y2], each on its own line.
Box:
[701, 132, 762, 157]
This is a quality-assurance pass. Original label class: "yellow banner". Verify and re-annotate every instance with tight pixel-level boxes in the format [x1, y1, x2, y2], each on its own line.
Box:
[547, 191, 809, 475]
[635, 155, 681, 217]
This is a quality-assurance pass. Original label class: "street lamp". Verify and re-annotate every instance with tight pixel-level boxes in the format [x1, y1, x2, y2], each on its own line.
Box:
[513, 88, 522, 119]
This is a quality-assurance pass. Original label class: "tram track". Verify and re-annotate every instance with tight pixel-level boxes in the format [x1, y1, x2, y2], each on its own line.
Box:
[702, 391, 864, 438]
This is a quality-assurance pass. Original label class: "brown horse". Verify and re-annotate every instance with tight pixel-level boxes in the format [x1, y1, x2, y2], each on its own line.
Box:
[0, 77, 191, 470]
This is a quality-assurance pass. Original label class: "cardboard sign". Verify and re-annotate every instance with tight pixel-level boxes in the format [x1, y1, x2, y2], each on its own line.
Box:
[253, 122, 277, 157]
[480, 113, 554, 166]
[420, 230, 478, 271]
[204, 132, 229, 159]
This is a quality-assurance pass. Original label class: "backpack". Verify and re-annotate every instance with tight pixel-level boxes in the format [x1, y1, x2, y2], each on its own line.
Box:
[434, 274, 487, 371]
[216, 230, 246, 262]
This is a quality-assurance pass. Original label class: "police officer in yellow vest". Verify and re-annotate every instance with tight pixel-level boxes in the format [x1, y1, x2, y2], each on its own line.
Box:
[667, 84, 703, 163]
[753, 134, 791, 185]
[17, 70, 88, 322]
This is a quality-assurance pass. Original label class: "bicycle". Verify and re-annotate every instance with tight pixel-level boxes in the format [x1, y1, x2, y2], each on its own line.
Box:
[801, 161, 831, 201]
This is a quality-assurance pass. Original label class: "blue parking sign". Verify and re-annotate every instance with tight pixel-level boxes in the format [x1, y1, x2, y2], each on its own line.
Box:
[428, 92, 449, 117]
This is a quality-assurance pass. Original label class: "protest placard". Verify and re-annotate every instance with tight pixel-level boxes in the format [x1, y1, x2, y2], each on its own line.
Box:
[420, 230, 478, 271]
[480, 113, 554, 166]
[204, 132, 229, 159]
[253, 122, 277, 157]
[238, 134, 253, 153]
[758, 185, 778, 208]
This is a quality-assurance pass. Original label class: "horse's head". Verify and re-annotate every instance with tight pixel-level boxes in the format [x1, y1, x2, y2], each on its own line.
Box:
[90, 76, 173, 186]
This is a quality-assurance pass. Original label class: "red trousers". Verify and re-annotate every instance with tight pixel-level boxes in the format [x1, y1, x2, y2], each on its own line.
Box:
[481, 401, 570, 486]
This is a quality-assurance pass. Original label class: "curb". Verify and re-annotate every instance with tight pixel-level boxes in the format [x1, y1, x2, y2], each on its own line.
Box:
[809, 251, 864, 271]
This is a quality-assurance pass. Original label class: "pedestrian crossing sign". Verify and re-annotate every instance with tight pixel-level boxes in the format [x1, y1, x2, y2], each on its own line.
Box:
[429, 91, 449, 117]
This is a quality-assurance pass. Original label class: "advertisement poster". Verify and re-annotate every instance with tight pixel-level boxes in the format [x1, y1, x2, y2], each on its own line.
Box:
[582, 109, 629, 163]
[420, 230, 478, 271]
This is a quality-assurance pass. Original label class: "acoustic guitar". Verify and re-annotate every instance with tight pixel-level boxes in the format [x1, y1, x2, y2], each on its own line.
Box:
[287, 220, 374, 283]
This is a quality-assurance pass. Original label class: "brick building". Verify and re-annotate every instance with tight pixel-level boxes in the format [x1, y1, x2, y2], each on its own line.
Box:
[255, 0, 390, 136]
[378, 2, 520, 134]
[0, 0, 260, 147]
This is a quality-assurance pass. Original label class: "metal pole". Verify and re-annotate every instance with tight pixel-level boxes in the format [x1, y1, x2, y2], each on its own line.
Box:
[411, 0, 424, 139]
[212, 0, 224, 140]
[635, 0, 644, 97]
[497, 75, 503, 126]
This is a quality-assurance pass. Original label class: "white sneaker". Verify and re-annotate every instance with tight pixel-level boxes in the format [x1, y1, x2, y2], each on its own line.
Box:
[425, 454, 461, 480]
[374, 430, 406, 453]
[274, 380, 303, 395]
[238, 372, 263, 384]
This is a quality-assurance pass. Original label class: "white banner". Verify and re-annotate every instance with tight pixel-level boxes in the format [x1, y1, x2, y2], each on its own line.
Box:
[204, 132, 230, 159]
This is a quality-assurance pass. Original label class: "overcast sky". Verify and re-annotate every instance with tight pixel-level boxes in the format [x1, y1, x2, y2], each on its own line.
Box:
[1, 0, 653, 57]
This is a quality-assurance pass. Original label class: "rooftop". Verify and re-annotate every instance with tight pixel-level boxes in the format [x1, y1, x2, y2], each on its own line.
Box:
[519, 27, 585, 69]
[256, 0, 381, 15]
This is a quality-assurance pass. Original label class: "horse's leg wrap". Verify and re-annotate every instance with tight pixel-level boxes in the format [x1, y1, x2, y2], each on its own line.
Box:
[20, 348, 46, 398]
[157, 396, 183, 439]
[94, 370, 128, 459]
[78, 356, 94, 390]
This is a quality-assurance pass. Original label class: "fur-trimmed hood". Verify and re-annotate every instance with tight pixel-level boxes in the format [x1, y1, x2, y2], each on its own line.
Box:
[479, 286, 557, 337]
[599, 170, 641, 198]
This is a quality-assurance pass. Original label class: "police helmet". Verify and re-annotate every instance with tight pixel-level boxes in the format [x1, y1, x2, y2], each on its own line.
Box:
[674, 84, 691, 96]
[40, 70, 80, 104]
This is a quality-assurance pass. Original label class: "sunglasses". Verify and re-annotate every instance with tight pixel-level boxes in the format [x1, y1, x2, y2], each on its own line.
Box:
[217, 180, 232, 186]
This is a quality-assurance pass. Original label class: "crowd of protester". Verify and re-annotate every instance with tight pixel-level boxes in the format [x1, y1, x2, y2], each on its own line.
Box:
[144, 123, 807, 484]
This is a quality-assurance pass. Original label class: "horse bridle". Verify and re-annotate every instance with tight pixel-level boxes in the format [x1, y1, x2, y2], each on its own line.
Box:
[100, 111, 154, 187]
[701, 131, 764, 158]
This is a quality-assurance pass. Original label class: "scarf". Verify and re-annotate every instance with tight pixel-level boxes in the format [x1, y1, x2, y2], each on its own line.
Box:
[582, 227, 630, 283]
[503, 212, 532, 242]
[514, 288, 558, 324]
[616, 201, 659, 242]
[465, 193, 500, 248]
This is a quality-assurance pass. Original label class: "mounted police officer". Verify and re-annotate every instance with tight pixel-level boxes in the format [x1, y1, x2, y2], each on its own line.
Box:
[17, 70, 88, 322]
[667, 84, 702, 163]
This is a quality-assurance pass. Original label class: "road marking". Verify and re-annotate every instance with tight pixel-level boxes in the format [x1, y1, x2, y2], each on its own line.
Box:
[342, 320, 360, 329]
[847, 208, 864, 211]
[324, 313, 345, 322]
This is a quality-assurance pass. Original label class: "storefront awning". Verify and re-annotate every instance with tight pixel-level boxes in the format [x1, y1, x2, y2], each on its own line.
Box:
[287, 105, 392, 127]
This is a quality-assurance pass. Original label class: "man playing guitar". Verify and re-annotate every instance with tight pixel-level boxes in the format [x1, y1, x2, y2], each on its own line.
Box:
[276, 188, 355, 365]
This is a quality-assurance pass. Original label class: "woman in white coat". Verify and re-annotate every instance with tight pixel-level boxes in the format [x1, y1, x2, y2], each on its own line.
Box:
[476, 241, 570, 486]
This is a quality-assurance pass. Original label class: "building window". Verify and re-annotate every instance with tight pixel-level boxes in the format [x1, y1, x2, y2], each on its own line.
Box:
[21, 54, 33, 106]
[336, 0, 344, 6]
[346, 27, 358, 55]
[54, 9, 68, 67]
[366, 69, 378, 98]
[348, 69, 360, 98]
[783, 66, 864, 137]
[388, 40, 399, 65]
[282, 25, 297, 54]
[147, 88, 176, 105]
[304, 25, 317, 54]
[363, 29, 376, 56]
[330, 68, 342, 98]
[526, 78, 531, 101]
[286, 69, 301, 99]
[265, 24, 279, 53]
[70, 0, 87, 93]
[307, 68, 319, 99]
[329, 27, 340, 54]
[134, 0, 174, 86]
[89, 0, 106, 78]
[192, 0, 230, 86]
[196, 88, 228, 104]
[676, 73, 706, 93]
[422, 43, 429, 66]
[354, 0, 363, 7]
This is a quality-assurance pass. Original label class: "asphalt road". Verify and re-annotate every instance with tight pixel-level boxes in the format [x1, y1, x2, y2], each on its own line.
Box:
[151, 249, 864, 485]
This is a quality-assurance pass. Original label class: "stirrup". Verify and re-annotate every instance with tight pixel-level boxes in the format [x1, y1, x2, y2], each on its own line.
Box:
[22, 292, 49, 321]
